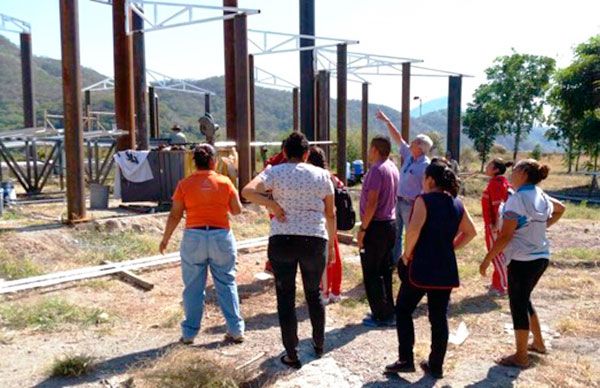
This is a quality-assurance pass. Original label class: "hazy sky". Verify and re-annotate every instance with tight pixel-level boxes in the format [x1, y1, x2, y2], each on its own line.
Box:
[1, 0, 599, 111]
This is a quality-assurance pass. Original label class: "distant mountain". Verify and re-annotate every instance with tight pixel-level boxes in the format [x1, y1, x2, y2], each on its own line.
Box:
[410, 96, 447, 117]
[0, 35, 560, 152]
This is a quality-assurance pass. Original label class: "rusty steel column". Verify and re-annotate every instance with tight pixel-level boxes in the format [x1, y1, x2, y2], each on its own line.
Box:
[401, 62, 411, 141]
[447, 75, 462, 163]
[223, 0, 237, 140]
[317, 70, 330, 161]
[20, 33, 35, 128]
[59, 0, 86, 222]
[112, 0, 136, 150]
[362, 82, 369, 166]
[233, 14, 251, 191]
[292, 87, 299, 132]
[84, 90, 91, 130]
[299, 0, 315, 139]
[132, 10, 148, 150]
[249, 53, 256, 176]
[204, 93, 211, 114]
[148, 86, 157, 139]
[337, 43, 347, 185]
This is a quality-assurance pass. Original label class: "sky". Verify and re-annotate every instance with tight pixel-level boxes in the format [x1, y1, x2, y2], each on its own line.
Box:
[1, 0, 599, 112]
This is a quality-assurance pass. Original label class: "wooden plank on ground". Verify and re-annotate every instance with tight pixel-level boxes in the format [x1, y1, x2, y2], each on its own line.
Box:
[102, 260, 154, 291]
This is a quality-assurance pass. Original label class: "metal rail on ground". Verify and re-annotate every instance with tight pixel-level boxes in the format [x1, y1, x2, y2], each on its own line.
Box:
[0, 236, 268, 294]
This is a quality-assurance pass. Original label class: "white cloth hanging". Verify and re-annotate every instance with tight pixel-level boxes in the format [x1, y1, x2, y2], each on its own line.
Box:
[113, 150, 153, 183]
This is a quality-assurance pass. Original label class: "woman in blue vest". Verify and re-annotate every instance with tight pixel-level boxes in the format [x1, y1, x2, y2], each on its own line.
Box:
[385, 159, 477, 379]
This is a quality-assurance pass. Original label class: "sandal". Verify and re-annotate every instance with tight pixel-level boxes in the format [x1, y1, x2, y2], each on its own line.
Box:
[495, 355, 529, 369]
[280, 355, 301, 369]
[527, 344, 547, 354]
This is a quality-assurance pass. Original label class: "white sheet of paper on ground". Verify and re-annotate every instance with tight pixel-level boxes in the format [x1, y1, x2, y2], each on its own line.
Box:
[254, 272, 274, 281]
[449, 321, 469, 345]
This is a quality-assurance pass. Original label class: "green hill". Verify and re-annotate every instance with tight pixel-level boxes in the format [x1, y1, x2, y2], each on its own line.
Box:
[0, 35, 557, 153]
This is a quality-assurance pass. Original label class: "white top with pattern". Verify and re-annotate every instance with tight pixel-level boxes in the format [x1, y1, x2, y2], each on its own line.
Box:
[260, 163, 334, 239]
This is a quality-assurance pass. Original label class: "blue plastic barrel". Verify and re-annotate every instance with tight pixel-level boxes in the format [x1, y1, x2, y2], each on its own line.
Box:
[352, 160, 364, 176]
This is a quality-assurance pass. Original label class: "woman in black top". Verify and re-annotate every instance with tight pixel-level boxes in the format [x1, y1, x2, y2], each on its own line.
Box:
[385, 159, 477, 379]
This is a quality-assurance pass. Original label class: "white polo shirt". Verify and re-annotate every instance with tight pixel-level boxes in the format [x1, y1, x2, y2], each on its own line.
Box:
[501, 184, 554, 263]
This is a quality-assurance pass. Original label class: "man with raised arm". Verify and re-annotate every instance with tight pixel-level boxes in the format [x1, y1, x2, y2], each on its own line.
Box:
[375, 110, 433, 263]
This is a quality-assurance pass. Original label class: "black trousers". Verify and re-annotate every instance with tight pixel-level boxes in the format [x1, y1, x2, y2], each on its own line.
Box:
[361, 220, 396, 321]
[507, 258, 548, 330]
[268, 235, 327, 359]
[395, 275, 451, 374]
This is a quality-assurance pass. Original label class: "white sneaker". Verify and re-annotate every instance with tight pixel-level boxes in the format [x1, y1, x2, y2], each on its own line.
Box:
[320, 293, 330, 305]
[329, 294, 342, 303]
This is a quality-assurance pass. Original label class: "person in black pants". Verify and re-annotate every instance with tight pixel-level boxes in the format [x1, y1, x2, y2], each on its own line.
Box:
[480, 159, 565, 369]
[386, 159, 477, 379]
[242, 132, 336, 369]
[357, 136, 399, 327]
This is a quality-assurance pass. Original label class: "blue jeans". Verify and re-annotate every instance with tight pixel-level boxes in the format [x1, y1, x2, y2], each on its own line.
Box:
[393, 198, 415, 264]
[180, 229, 244, 340]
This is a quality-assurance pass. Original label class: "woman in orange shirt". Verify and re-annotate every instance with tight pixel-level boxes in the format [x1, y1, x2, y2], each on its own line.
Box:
[160, 144, 245, 345]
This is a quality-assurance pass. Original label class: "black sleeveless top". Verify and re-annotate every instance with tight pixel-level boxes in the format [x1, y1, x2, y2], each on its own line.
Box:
[409, 192, 464, 289]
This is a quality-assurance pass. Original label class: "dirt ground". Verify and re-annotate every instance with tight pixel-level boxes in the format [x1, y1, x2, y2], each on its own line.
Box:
[1, 202, 599, 387]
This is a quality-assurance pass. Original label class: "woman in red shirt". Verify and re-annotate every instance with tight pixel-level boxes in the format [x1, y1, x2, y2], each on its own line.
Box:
[307, 146, 343, 304]
[481, 158, 514, 296]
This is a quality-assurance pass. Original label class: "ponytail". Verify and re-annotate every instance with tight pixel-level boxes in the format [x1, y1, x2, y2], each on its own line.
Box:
[426, 158, 461, 197]
[193, 144, 216, 169]
[491, 158, 513, 176]
[515, 159, 550, 184]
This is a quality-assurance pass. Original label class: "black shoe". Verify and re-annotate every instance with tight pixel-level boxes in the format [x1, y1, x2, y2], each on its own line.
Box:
[420, 361, 443, 379]
[312, 342, 324, 358]
[280, 355, 302, 369]
[384, 360, 415, 374]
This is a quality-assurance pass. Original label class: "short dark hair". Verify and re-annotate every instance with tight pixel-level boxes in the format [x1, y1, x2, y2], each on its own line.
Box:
[283, 132, 309, 159]
[193, 144, 216, 169]
[370, 135, 391, 158]
[307, 146, 328, 169]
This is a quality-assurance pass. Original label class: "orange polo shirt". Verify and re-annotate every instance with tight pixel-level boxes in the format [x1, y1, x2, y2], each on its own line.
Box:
[172, 170, 236, 229]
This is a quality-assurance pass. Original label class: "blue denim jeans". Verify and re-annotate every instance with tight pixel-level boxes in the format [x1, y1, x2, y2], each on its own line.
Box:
[180, 228, 244, 340]
[393, 198, 415, 264]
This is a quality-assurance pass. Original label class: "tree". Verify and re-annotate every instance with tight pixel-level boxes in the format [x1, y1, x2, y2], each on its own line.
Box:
[463, 85, 502, 172]
[483, 52, 555, 160]
[548, 35, 600, 172]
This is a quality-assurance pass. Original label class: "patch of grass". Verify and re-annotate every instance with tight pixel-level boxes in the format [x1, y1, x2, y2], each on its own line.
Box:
[231, 217, 269, 239]
[50, 354, 95, 377]
[553, 247, 600, 262]
[339, 295, 368, 309]
[0, 209, 25, 221]
[158, 306, 184, 329]
[81, 279, 112, 291]
[556, 316, 584, 335]
[75, 230, 158, 264]
[562, 201, 600, 220]
[139, 348, 248, 388]
[0, 298, 107, 331]
[0, 248, 44, 279]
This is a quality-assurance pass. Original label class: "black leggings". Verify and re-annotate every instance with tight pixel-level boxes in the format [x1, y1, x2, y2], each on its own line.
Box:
[507, 259, 548, 330]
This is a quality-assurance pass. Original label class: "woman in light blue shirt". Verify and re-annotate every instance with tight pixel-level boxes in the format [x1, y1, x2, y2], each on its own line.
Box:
[480, 159, 565, 369]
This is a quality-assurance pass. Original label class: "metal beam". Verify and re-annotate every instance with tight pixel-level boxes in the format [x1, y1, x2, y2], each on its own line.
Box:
[402, 62, 410, 141]
[337, 43, 347, 185]
[362, 82, 368, 166]
[223, 0, 237, 141]
[249, 53, 256, 176]
[113, 0, 136, 151]
[316, 70, 330, 162]
[248, 29, 358, 56]
[59, 0, 86, 222]
[20, 33, 35, 128]
[204, 93, 210, 114]
[90, 0, 259, 34]
[253, 66, 298, 90]
[447, 76, 462, 163]
[292, 87, 299, 132]
[148, 86, 157, 138]
[300, 0, 315, 140]
[233, 14, 251, 191]
[0, 13, 30, 34]
[132, 10, 148, 150]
